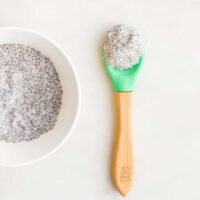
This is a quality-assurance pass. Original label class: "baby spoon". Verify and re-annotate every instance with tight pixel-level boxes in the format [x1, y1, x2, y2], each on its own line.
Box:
[103, 25, 143, 196]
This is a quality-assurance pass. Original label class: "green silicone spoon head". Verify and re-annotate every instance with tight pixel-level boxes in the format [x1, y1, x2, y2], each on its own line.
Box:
[103, 24, 144, 92]
[104, 55, 143, 92]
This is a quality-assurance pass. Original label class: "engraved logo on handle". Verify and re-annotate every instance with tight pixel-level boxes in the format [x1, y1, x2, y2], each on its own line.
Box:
[119, 166, 132, 182]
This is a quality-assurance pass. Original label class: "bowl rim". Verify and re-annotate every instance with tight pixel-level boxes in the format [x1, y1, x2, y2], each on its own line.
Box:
[0, 26, 81, 167]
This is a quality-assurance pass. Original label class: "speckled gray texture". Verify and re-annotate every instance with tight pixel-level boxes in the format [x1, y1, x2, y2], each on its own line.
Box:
[0, 44, 63, 143]
[104, 24, 143, 69]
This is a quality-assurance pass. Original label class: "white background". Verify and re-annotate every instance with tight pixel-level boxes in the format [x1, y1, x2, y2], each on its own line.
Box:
[0, 0, 200, 199]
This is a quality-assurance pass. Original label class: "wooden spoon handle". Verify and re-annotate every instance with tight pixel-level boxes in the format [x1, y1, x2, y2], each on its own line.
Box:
[113, 92, 134, 196]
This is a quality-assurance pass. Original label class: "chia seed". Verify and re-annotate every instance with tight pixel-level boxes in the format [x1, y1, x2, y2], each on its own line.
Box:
[0, 43, 63, 143]
[104, 24, 143, 69]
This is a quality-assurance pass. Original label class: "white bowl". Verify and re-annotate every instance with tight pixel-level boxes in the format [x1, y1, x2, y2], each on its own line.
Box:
[0, 27, 81, 167]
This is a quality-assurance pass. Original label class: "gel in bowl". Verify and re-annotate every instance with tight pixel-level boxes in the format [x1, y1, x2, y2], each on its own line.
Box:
[0, 27, 81, 167]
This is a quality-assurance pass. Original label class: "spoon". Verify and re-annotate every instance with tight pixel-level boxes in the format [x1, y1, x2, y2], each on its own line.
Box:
[104, 53, 143, 196]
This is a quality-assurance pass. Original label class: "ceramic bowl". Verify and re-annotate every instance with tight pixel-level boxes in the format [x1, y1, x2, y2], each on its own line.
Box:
[0, 27, 81, 167]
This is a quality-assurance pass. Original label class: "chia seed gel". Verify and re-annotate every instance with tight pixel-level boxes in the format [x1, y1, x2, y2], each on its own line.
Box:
[0, 44, 63, 143]
[104, 24, 143, 69]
